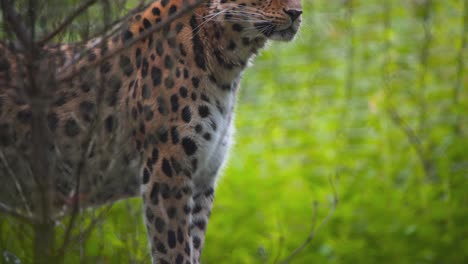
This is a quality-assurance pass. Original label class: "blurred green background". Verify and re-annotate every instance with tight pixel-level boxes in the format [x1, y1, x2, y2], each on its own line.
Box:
[1, 0, 468, 263]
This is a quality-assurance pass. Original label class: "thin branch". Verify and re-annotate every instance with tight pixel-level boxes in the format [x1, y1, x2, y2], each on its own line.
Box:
[280, 176, 339, 264]
[37, 0, 99, 46]
[272, 223, 286, 264]
[59, 0, 126, 250]
[58, 95, 104, 255]
[388, 107, 435, 180]
[73, 204, 113, 244]
[0, 150, 32, 215]
[382, 1, 435, 181]
[56, 204, 113, 259]
[0, 202, 36, 224]
[388, 107, 424, 160]
[57, 0, 204, 82]
[84, 0, 149, 44]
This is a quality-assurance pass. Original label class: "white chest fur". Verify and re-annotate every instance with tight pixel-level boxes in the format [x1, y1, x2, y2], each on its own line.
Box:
[191, 78, 238, 189]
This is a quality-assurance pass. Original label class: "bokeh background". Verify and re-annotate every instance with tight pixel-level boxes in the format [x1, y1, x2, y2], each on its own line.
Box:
[1, 0, 467, 263]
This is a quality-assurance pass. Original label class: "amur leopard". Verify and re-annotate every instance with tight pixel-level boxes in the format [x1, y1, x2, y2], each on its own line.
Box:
[0, 0, 302, 262]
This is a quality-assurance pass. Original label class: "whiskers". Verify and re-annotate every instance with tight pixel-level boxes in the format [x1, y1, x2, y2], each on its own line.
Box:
[246, 23, 276, 37]
[190, 3, 274, 37]
[193, 8, 228, 33]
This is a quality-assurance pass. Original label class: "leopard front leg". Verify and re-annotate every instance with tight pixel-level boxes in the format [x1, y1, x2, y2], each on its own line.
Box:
[141, 108, 233, 263]
[190, 132, 232, 263]
[190, 183, 215, 263]
[141, 143, 198, 264]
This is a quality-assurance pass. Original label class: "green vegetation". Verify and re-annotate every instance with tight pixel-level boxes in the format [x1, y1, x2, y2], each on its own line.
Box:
[1, 0, 467, 263]
[205, 1, 468, 263]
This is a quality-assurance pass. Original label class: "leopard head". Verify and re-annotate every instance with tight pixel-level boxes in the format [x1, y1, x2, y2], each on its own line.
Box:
[209, 0, 303, 41]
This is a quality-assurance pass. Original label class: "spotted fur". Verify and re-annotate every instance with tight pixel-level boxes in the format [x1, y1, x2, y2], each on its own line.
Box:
[0, 0, 302, 262]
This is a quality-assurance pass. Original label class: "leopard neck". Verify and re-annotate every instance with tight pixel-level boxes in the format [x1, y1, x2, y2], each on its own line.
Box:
[191, 7, 268, 88]
[111, 1, 267, 94]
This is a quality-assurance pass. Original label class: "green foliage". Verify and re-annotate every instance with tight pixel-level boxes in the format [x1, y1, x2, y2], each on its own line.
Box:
[205, 0, 468, 263]
[1, 0, 467, 263]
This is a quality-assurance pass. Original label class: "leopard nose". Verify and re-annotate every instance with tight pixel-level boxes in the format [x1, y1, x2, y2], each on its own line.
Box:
[284, 8, 303, 21]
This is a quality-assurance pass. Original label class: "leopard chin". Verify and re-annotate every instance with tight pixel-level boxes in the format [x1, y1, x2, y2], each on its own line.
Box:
[254, 20, 302, 42]
[268, 26, 301, 42]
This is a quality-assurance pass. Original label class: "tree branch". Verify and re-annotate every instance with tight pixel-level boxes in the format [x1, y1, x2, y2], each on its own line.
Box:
[388, 107, 435, 180]
[37, 0, 99, 46]
[57, 204, 114, 260]
[0, 202, 36, 224]
[0, 150, 32, 215]
[280, 176, 338, 264]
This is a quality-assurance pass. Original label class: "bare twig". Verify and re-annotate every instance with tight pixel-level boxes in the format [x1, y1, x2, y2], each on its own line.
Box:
[57, 0, 120, 255]
[37, 0, 99, 45]
[57, 204, 114, 259]
[58, 95, 116, 260]
[388, 107, 435, 180]
[0, 202, 36, 224]
[0, 0, 203, 261]
[272, 223, 285, 264]
[58, 0, 141, 253]
[0, 150, 32, 215]
[2, 0, 59, 260]
[280, 176, 338, 264]
[72, 204, 114, 244]
[382, 1, 436, 181]
[85, 0, 149, 44]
